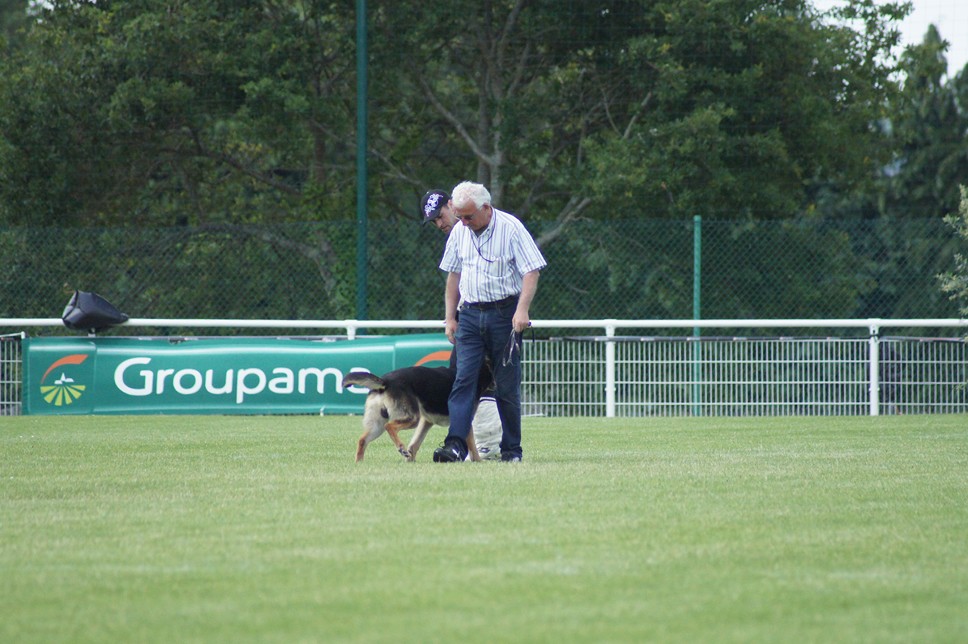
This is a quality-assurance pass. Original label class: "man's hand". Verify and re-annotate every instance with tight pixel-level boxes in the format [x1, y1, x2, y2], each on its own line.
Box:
[513, 270, 540, 333]
[445, 318, 458, 344]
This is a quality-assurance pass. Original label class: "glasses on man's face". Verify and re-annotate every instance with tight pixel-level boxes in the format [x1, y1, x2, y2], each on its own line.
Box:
[455, 204, 487, 222]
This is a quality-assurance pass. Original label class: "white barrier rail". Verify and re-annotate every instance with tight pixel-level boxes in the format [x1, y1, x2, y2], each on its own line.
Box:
[2, 318, 967, 417]
[6, 316, 966, 334]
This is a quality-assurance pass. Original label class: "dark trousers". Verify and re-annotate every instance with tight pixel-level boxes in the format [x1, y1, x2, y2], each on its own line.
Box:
[447, 303, 523, 456]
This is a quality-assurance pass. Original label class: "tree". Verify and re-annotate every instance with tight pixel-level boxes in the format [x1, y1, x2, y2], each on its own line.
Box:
[0, 0, 34, 50]
[0, 0, 931, 322]
[883, 25, 968, 219]
[940, 186, 968, 317]
[0, 0, 363, 315]
[366, 0, 657, 243]
[0, 0, 361, 226]
[1, 0, 909, 228]
[824, 25, 968, 321]
[582, 0, 906, 220]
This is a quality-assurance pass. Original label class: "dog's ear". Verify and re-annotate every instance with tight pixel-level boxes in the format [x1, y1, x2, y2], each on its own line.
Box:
[342, 372, 386, 390]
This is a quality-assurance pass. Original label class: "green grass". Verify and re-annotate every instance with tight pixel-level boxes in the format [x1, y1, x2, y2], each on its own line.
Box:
[1, 414, 967, 643]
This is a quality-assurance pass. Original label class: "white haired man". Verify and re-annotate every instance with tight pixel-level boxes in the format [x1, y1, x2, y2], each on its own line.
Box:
[420, 189, 503, 459]
[433, 181, 546, 463]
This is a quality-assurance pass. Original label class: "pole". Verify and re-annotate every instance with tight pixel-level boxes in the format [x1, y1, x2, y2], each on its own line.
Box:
[869, 324, 880, 416]
[605, 323, 616, 418]
[355, 0, 368, 320]
[692, 215, 702, 416]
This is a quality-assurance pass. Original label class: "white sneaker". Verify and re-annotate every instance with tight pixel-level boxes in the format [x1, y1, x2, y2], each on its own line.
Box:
[477, 445, 502, 460]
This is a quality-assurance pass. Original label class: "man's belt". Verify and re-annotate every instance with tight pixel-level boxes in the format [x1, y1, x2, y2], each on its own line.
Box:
[463, 295, 519, 310]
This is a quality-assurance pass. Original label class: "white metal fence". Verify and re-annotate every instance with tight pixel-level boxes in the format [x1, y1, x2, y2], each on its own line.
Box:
[2, 318, 966, 417]
[522, 335, 968, 417]
[1, 333, 24, 416]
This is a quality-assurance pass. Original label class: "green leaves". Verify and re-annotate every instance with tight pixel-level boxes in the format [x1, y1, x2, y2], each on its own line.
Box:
[0, 0, 963, 322]
[0, 0, 914, 228]
[940, 187, 968, 317]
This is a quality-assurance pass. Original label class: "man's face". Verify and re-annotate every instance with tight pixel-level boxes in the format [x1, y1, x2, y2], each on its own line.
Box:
[433, 205, 458, 234]
[451, 201, 491, 233]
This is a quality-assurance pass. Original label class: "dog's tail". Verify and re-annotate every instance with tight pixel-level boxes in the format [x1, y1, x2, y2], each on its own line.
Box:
[341, 371, 387, 391]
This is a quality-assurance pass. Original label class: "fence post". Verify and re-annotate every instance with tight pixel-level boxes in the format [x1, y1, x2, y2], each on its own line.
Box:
[692, 215, 702, 416]
[355, 0, 369, 321]
[693, 215, 702, 326]
[605, 322, 616, 418]
[869, 322, 880, 416]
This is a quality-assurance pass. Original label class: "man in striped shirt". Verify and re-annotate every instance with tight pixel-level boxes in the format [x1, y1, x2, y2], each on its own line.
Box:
[433, 181, 547, 463]
[421, 188, 503, 459]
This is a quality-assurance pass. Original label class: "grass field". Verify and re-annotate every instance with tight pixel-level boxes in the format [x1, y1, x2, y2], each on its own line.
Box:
[1, 414, 966, 643]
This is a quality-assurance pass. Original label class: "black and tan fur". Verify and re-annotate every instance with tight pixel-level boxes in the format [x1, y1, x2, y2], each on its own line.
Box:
[342, 359, 494, 462]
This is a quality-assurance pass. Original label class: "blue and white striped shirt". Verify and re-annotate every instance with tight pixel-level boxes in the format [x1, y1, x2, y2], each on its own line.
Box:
[439, 207, 547, 303]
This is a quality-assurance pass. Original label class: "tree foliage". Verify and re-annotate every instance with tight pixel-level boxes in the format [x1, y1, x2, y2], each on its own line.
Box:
[0, 0, 362, 228]
[0, 0, 911, 227]
[940, 187, 968, 317]
[1, 0, 965, 323]
[883, 25, 968, 219]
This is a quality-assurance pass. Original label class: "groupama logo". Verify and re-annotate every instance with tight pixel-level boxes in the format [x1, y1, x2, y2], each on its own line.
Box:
[110, 348, 454, 404]
[39, 354, 89, 406]
[415, 350, 452, 366]
[34, 346, 451, 409]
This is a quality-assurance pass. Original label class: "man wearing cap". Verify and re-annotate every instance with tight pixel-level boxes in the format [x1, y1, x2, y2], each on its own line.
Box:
[421, 189, 458, 234]
[420, 188, 503, 460]
[433, 181, 547, 463]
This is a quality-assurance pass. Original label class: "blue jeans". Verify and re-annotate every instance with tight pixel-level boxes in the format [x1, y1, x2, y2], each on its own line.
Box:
[447, 304, 523, 457]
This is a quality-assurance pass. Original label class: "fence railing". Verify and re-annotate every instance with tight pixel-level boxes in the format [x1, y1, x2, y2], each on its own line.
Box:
[0, 333, 23, 416]
[524, 335, 968, 417]
[2, 318, 966, 417]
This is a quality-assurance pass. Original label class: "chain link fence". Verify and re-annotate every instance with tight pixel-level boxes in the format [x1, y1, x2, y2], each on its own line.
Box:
[1, 217, 964, 336]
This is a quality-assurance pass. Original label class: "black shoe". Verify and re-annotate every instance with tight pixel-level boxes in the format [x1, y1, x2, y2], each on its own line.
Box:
[500, 451, 522, 462]
[433, 436, 468, 463]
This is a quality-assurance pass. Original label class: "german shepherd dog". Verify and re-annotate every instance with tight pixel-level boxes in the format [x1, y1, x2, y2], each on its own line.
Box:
[342, 358, 494, 462]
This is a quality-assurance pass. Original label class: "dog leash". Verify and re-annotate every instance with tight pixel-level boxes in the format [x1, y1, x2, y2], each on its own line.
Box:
[502, 324, 534, 367]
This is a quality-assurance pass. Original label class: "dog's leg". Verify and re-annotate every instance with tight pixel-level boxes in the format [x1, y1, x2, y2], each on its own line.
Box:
[355, 398, 386, 462]
[357, 424, 385, 462]
[466, 425, 481, 462]
[356, 433, 373, 462]
[406, 418, 434, 462]
[385, 418, 418, 459]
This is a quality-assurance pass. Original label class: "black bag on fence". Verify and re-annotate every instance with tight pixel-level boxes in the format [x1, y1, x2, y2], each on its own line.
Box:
[61, 291, 129, 333]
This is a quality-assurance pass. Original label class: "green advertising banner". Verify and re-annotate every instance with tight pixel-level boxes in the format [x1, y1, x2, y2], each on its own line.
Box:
[23, 334, 453, 415]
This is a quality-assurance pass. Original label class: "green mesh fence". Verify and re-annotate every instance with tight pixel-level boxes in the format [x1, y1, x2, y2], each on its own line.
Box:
[1, 217, 963, 336]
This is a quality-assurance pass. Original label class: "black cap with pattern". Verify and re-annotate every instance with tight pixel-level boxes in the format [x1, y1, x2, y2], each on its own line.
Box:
[420, 189, 449, 225]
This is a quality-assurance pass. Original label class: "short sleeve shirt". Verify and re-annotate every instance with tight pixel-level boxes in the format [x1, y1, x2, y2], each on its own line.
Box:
[439, 207, 547, 303]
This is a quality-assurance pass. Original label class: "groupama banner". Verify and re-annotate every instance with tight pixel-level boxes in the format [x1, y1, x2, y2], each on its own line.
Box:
[22, 334, 452, 415]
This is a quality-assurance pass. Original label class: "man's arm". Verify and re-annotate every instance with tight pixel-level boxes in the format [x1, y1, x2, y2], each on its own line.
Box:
[512, 270, 540, 333]
[444, 271, 461, 343]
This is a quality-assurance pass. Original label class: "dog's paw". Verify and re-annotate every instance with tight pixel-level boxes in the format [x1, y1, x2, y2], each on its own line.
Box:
[398, 446, 412, 459]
